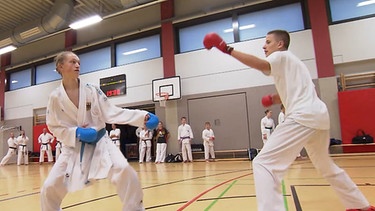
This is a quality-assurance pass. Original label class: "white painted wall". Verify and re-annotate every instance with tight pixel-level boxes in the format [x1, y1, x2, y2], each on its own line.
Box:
[175, 30, 318, 96]
[4, 16, 375, 121]
[330, 17, 375, 64]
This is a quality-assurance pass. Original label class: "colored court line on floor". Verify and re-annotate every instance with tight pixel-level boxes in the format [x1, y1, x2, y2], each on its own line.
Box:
[204, 180, 237, 211]
[176, 173, 252, 211]
[282, 179, 289, 211]
[0, 192, 39, 202]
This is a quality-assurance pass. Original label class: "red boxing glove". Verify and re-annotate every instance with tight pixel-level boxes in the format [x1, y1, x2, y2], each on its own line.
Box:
[203, 33, 233, 55]
[261, 94, 273, 107]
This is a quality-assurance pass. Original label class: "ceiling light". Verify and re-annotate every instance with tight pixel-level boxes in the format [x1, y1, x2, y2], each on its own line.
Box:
[0, 38, 13, 47]
[122, 48, 148, 55]
[223, 24, 256, 33]
[0, 45, 17, 55]
[223, 28, 234, 33]
[69, 15, 103, 29]
[239, 24, 256, 30]
[20, 27, 42, 39]
[11, 80, 18, 84]
[357, 0, 375, 7]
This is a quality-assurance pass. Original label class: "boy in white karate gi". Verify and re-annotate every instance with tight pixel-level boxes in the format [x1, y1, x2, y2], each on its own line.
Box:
[260, 109, 275, 145]
[109, 124, 121, 149]
[41, 51, 158, 211]
[202, 122, 215, 162]
[139, 127, 153, 163]
[204, 30, 374, 211]
[177, 117, 194, 162]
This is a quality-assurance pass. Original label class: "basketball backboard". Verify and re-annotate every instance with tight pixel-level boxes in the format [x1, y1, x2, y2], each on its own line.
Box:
[152, 76, 181, 102]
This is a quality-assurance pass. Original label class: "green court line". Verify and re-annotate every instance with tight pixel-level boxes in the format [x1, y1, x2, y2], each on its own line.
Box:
[204, 180, 238, 211]
[282, 179, 289, 211]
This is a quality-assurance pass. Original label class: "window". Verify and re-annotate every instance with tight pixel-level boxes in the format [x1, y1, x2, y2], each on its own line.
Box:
[329, 0, 375, 22]
[238, 3, 304, 41]
[36, 61, 60, 84]
[79, 47, 111, 74]
[116, 34, 161, 66]
[9, 68, 32, 90]
[179, 18, 233, 53]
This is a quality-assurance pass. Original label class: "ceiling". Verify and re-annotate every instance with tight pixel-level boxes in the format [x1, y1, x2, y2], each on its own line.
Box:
[0, 0, 270, 53]
[0, 0, 160, 47]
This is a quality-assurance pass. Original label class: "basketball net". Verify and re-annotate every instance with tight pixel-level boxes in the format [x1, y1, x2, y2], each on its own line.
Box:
[156, 92, 169, 108]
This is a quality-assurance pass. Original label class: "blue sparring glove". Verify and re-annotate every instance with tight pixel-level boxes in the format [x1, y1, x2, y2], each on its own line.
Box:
[76, 127, 98, 144]
[145, 113, 159, 130]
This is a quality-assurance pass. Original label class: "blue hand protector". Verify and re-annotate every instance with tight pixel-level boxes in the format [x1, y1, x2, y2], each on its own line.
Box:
[145, 113, 159, 130]
[76, 127, 98, 144]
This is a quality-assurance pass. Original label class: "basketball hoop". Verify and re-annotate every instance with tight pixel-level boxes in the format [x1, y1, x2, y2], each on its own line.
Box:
[155, 92, 169, 107]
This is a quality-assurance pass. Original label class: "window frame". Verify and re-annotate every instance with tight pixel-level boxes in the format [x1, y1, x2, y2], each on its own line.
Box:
[327, 0, 375, 24]
[114, 32, 162, 66]
[8, 67, 33, 91]
[175, 0, 306, 53]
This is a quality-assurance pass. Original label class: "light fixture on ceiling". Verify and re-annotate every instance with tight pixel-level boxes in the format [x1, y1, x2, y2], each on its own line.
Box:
[223, 24, 256, 33]
[0, 38, 13, 47]
[0, 45, 17, 55]
[69, 15, 103, 30]
[122, 48, 148, 55]
[11, 80, 18, 84]
[357, 0, 375, 7]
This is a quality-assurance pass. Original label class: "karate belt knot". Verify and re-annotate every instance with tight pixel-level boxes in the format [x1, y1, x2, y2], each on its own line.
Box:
[79, 128, 106, 165]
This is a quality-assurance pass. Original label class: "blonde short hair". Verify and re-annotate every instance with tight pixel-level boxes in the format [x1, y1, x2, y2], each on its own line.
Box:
[54, 51, 76, 74]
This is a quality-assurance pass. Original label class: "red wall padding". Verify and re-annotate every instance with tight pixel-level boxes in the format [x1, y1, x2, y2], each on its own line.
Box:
[33, 124, 56, 152]
[338, 88, 375, 145]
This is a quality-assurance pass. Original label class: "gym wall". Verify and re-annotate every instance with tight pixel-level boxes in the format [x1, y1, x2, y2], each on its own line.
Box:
[2, 9, 375, 157]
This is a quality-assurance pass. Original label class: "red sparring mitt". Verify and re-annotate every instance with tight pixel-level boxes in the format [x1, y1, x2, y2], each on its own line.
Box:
[203, 33, 233, 55]
[261, 94, 273, 107]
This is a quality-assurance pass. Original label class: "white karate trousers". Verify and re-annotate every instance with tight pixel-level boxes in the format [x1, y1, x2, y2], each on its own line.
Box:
[139, 140, 152, 163]
[0, 148, 16, 165]
[39, 144, 53, 163]
[203, 140, 215, 160]
[252, 118, 370, 211]
[17, 146, 29, 165]
[181, 139, 193, 162]
[155, 143, 167, 163]
[40, 143, 144, 211]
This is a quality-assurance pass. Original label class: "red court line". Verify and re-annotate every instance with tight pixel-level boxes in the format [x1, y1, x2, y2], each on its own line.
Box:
[176, 172, 252, 211]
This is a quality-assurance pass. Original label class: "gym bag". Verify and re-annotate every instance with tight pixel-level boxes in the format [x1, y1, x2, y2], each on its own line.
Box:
[352, 130, 374, 144]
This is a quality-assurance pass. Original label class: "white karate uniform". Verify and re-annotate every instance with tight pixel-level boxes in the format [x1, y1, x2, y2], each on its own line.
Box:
[55, 140, 62, 161]
[38, 132, 54, 163]
[0, 137, 18, 165]
[154, 128, 169, 163]
[278, 112, 285, 125]
[17, 135, 29, 165]
[139, 129, 152, 163]
[252, 51, 369, 211]
[202, 128, 215, 160]
[110, 128, 121, 149]
[178, 124, 194, 162]
[41, 82, 146, 211]
[260, 116, 275, 144]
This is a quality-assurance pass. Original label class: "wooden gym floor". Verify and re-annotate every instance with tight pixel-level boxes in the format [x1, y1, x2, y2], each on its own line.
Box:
[0, 153, 374, 211]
